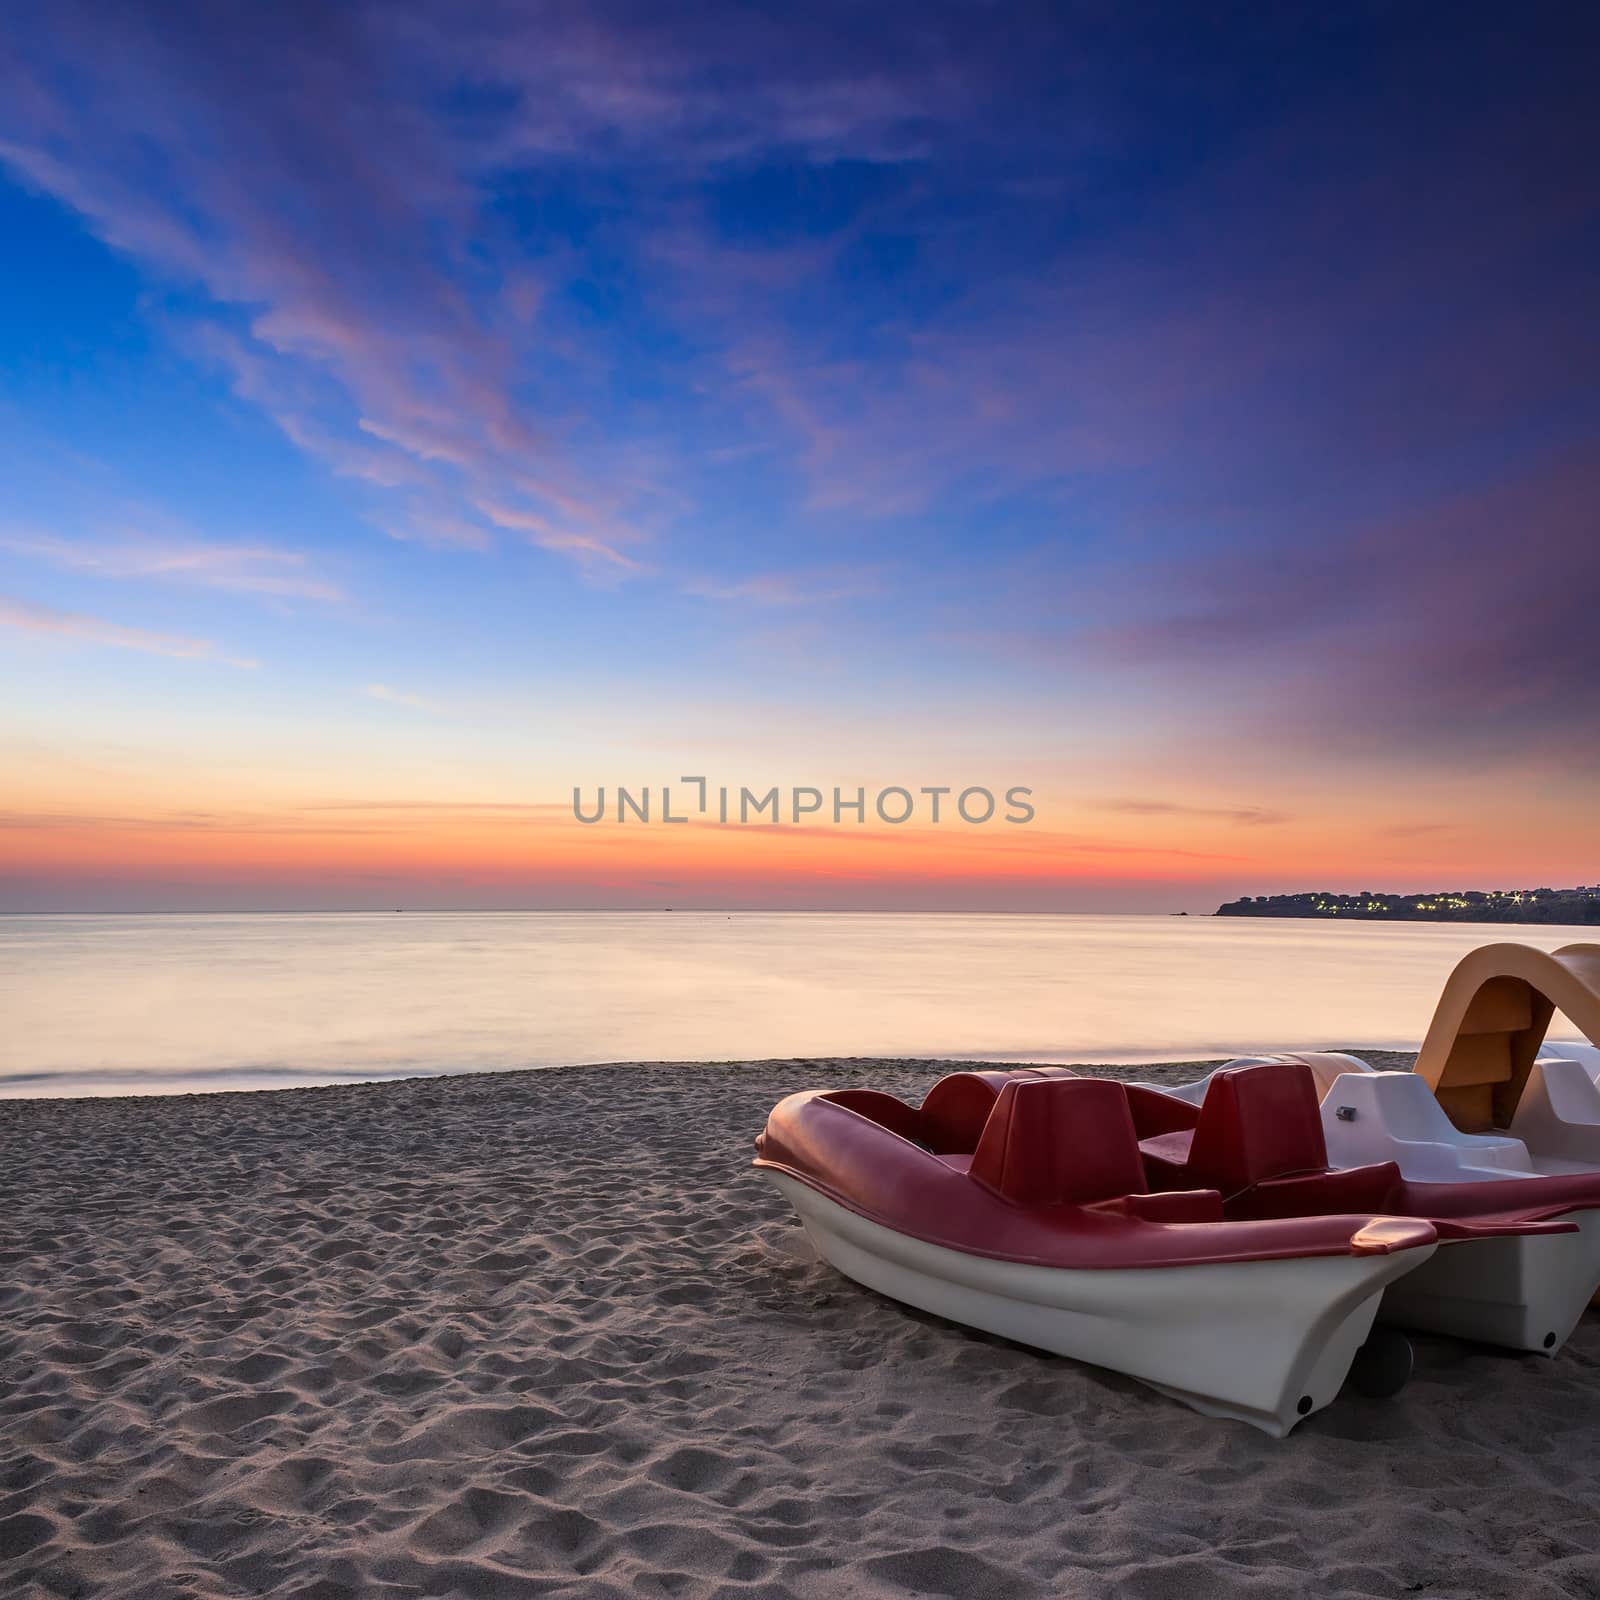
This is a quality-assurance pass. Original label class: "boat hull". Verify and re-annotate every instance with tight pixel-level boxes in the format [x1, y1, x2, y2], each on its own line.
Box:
[1134, 1060, 1600, 1351]
[764, 1171, 1436, 1436]
[1377, 1209, 1600, 1352]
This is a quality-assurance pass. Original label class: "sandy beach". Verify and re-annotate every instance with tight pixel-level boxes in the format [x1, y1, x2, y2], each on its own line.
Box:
[6, 1055, 1600, 1600]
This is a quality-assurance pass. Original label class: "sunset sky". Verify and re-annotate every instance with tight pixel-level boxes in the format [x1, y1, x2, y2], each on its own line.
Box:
[2, 2, 1596, 912]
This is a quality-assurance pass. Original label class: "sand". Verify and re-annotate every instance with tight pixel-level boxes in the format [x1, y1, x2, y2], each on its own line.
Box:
[4, 1054, 1600, 1600]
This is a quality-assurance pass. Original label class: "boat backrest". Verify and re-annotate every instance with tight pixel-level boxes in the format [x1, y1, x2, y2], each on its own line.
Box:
[970, 1077, 1145, 1206]
[1325, 1071, 1457, 1143]
[919, 1071, 1012, 1153]
[1124, 1083, 1201, 1140]
[1525, 1056, 1600, 1127]
[1278, 1051, 1376, 1101]
[822, 1089, 928, 1144]
[1185, 1063, 1329, 1196]
[1320, 1070, 1534, 1179]
[1539, 1042, 1600, 1083]
[1509, 1056, 1600, 1162]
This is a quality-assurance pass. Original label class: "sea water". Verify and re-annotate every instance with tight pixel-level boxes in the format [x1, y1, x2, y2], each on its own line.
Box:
[1, 911, 1591, 1097]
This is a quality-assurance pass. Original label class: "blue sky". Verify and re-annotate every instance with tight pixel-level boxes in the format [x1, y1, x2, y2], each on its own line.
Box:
[1, 2, 1596, 910]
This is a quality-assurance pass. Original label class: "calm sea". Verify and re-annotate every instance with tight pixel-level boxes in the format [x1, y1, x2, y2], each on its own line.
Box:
[2, 911, 1593, 1099]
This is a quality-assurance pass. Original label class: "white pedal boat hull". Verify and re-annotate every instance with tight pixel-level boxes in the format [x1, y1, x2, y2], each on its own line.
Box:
[1375, 1214, 1600, 1352]
[764, 1171, 1435, 1436]
[1138, 1054, 1600, 1353]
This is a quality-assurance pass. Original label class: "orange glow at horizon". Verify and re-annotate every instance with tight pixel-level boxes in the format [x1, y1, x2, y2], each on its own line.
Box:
[6, 783, 1593, 911]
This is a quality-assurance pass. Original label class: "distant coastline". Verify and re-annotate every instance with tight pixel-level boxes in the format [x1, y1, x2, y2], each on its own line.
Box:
[1216, 887, 1600, 924]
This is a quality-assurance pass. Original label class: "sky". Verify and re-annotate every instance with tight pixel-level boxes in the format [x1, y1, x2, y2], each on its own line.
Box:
[1, 1, 1597, 912]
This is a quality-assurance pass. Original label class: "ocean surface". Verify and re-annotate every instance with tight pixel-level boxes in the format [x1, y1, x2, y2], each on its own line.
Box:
[2, 911, 1594, 1098]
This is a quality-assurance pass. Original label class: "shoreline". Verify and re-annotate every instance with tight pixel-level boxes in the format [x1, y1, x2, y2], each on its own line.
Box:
[0, 1049, 1422, 1107]
[6, 1052, 1596, 1600]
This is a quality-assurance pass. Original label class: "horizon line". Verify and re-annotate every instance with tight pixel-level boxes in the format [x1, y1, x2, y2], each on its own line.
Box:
[0, 905, 1211, 917]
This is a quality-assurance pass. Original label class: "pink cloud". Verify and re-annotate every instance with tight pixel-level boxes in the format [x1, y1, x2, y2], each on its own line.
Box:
[2, 532, 343, 602]
[0, 592, 256, 666]
[0, 5, 647, 576]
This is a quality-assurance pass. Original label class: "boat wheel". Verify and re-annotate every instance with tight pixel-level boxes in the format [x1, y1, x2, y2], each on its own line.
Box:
[1347, 1328, 1413, 1399]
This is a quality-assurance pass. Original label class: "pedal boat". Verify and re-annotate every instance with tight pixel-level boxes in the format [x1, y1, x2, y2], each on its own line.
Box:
[1126, 1057, 1600, 1354]
[1127, 942, 1600, 1350]
[1140, 942, 1600, 1174]
[757, 1072, 1458, 1435]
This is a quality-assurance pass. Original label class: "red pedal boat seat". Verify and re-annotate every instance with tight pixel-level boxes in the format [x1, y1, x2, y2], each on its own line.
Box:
[971, 1077, 1147, 1206]
[920, 1070, 1016, 1153]
[1141, 1064, 1330, 1196]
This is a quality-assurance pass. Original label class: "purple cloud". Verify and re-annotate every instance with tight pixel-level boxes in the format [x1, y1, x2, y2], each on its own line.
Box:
[1077, 443, 1600, 764]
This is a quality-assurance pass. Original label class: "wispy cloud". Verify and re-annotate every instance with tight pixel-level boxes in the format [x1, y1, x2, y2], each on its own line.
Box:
[1, 532, 342, 601]
[367, 505, 493, 553]
[1101, 799, 1294, 827]
[684, 566, 877, 606]
[307, 801, 568, 815]
[362, 684, 440, 713]
[0, 592, 256, 666]
[1078, 442, 1600, 765]
[0, 808, 371, 835]
[473, 500, 643, 574]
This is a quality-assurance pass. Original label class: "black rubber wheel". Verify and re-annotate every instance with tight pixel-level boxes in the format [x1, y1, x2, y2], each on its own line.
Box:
[1347, 1328, 1414, 1399]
